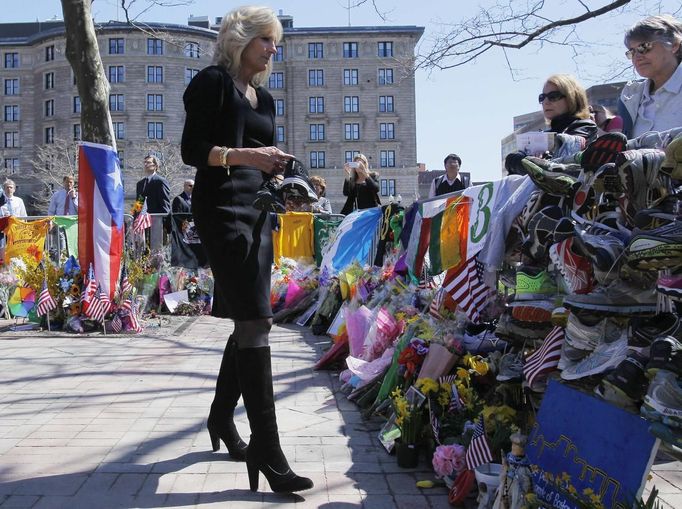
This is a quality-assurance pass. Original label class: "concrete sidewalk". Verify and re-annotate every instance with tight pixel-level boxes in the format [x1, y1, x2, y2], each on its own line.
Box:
[0, 316, 680, 508]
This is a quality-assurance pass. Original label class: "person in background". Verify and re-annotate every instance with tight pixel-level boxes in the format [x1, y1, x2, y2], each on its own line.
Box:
[310, 175, 332, 214]
[172, 179, 194, 214]
[619, 14, 682, 138]
[180, 5, 311, 494]
[340, 153, 380, 215]
[136, 155, 171, 214]
[0, 180, 26, 217]
[429, 153, 467, 198]
[590, 104, 624, 135]
[48, 175, 78, 215]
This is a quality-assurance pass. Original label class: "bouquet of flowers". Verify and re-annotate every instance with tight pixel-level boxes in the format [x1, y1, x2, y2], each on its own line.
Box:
[390, 386, 424, 445]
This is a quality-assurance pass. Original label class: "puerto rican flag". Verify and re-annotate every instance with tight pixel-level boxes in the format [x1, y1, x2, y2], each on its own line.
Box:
[78, 142, 124, 300]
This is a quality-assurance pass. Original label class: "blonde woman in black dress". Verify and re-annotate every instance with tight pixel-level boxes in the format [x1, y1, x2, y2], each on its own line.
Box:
[181, 6, 312, 494]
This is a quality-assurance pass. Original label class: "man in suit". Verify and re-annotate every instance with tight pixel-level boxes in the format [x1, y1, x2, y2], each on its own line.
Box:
[136, 155, 171, 213]
[136, 155, 171, 251]
[172, 179, 193, 214]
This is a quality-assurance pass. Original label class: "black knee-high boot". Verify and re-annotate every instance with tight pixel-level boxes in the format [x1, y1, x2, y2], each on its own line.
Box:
[237, 346, 313, 493]
[207, 336, 248, 460]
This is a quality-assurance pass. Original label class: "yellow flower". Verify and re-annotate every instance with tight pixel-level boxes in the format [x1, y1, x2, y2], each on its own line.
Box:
[416, 378, 439, 396]
[560, 472, 571, 482]
[567, 485, 577, 496]
[456, 367, 471, 384]
[582, 488, 595, 497]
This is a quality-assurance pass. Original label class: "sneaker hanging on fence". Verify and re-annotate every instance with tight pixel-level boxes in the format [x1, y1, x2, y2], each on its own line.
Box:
[560, 332, 628, 380]
[580, 132, 627, 172]
[660, 135, 682, 180]
[253, 175, 286, 213]
[549, 237, 594, 294]
[280, 158, 318, 203]
[563, 279, 657, 315]
[641, 369, 682, 429]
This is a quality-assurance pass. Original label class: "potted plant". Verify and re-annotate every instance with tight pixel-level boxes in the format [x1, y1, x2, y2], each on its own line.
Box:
[391, 386, 425, 468]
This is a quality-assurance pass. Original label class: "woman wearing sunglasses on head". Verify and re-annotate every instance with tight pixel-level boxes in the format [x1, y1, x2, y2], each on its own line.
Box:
[619, 15, 682, 138]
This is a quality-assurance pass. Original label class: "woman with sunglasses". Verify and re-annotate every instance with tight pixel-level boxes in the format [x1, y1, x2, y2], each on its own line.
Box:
[619, 15, 682, 138]
[506, 74, 596, 173]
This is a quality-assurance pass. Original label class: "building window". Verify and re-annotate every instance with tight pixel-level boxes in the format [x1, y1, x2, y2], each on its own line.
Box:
[147, 122, 164, 139]
[380, 122, 395, 140]
[380, 178, 396, 197]
[268, 72, 284, 89]
[109, 94, 125, 112]
[147, 38, 164, 55]
[343, 69, 358, 86]
[308, 97, 324, 113]
[73, 124, 81, 141]
[73, 96, 81, 114]
[308, 42, 323, 59]
[274, 46, 284, 62]
[378, 41, 393, 57]
[4, 79, 19, 96]
[310, 124, 325, 141]
[184, 41, 200, 58]
[113, 122, 125, 140]
[343, 96, 359, 113]
[308, 69, 324, 87]
[4, 158, 19, 173]
[117, 150, 125, 170]
[378, 68, 394, 85]
[147, 66, 163, 83]
[45, 99, 54, 117]
[344, 123, 360, 140]
[276, 126, 285, 143]
[109, 38, 124, 55]
[108, 65, 125, 83]
[343, 42, 358, 58]
[310, 151, 326, 168]
[185, 67, 199, 84]
[44, 127, 54, 144]
[45, 45, 55, 61]
[4, 105, 19, 122]
[273, 99, 285, 116]
[344, 151, 361, 162]
[4, 52, 19, 68]
[379, 95, 394, 112]
[380, 150, 395, 167]
[4, 132, 19, 148]
[146, 94, 163, 111]
[44, 72, 54, 90]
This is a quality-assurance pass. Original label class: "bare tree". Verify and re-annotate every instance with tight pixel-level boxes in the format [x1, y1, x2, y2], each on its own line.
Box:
[29, 138, 80, 212]
[127, 140, 193, 196]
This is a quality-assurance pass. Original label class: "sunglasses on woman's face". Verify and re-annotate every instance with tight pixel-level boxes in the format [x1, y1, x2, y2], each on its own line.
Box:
[625, 41, 655, 60]
[538, 91, 566, 103]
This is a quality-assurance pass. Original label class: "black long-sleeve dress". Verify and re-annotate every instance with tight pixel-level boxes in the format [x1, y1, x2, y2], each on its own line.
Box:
[340, 177, 380, 215]
[181, 66, 275, 320]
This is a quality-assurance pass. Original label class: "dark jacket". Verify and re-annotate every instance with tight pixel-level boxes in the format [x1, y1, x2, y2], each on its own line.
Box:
[172, 192, 192, 214]
[549, 113, 598, 141]
[136, 173, 171, 214]
[340, 177, 381, 215]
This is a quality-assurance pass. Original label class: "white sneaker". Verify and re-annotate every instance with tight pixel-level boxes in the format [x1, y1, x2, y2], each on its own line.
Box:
[561, 333, 628, 380]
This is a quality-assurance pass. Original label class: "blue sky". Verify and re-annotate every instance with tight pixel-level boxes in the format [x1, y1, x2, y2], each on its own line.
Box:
[6, 0, 681, 181]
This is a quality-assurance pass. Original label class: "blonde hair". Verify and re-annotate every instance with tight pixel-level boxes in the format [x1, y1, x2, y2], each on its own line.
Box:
[213, 6, 283, 86]
[545, 74, 591, 120]
[309, 175, 326, 196]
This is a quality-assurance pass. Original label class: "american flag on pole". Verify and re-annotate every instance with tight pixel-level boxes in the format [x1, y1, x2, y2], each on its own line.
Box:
[81, 263, 98, 315]
[132, 212, 152, 235]
[465, 415, 494, 471]
[121, 298, 142, 333]
[119, 263, 133, 296]
[78, 142, 124, 301]
[110, 313, 123, 333]
[429, 288, 445, 320]
[442, 255, 493, 323]
[523, 326, 565, 388]
[36, 280, 58, 317]
[85, 284, 111, 322]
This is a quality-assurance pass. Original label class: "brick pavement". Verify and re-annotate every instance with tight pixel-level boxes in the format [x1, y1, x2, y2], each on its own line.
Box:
[0, 316, 680, 508]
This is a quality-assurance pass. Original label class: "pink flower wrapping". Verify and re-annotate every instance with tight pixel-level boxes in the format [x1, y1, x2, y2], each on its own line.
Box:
[432, 444, 466, 478]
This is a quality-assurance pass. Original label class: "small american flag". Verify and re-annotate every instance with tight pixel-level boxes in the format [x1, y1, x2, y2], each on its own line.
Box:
[85, 285, 111, 322]
[121, 298, 142, 333]
[132, 212, 152, 235]
[442, 255, 493, 324]
[523, 326, 565, 388]
[119, 264, 133, 296]
[36, 281, 57, 317]
[465, 415, 493, 470]
[429, 288, 445, 320]
[428, 398, 441, 445]
[110, 313, 123, 333]
[80, 264, 98, 315]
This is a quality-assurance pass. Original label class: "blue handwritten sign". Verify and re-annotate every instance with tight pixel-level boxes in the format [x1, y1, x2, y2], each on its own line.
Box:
[526, 381, 658, 509]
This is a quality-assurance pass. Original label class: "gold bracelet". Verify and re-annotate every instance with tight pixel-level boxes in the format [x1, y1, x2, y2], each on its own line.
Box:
[219, 147, 233, 174]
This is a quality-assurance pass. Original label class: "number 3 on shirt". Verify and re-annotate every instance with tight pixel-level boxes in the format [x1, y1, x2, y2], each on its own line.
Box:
[470, 183, 493, 244]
